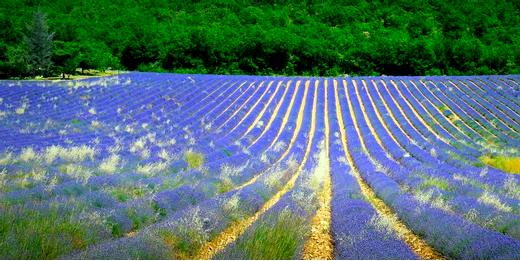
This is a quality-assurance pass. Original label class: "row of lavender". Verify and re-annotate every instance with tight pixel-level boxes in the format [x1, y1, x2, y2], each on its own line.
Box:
[0, 73, 327, 258]
[0, 73, 519, 259]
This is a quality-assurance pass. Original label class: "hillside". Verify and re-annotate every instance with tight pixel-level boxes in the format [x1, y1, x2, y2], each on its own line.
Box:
[1, 0, 520, 78]
[0, 73, 519, 259]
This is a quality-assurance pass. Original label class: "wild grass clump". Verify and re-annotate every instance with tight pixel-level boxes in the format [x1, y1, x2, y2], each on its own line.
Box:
[220, 209, 308, 259]
[136, 161, 168, 177]
[130, 138, 147, 153]
[0, 152, 13, 165]
[99, 154, 120, 174]
[19, 147, 37, 162]
[91, 120, 101, 129]
[59, 164, 94, 183]
[15, 104, 27, 115]
[217, 178, 234, 193]
[262, 156, 297, 193]
[480, 155, 520, 174]
[503, 177, 520, 200]
[0, 203, 101, 259]
[157, 149, 172, 161]
[414, 188, 453, 212]
[184, 151, 204, 169]
[221, 194, 247, 222]
[126, 206, 156, 231]
[216, 163, 249, 193]
[158, 207, 209, 259]
[419, 175, 452, 191]
[478, 191, 512, 212]
[0, 169, 7, 191]
[129, 137, 152, 159]
[43, 146, 61, 164]
[109, 186, 148, 202]
[368, 213, 403, 239]
[43, 145, 96, 163]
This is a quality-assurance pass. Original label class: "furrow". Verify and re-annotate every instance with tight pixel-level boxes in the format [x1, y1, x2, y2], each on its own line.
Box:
[247, 80, 295, 148]
[302, 79, 333, 260]
[193, 79, 317, 260]
[333, 79, 444, 260]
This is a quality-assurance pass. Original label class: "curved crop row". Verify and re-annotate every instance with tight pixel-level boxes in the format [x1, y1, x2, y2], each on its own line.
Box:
[0, 73, 518, 259]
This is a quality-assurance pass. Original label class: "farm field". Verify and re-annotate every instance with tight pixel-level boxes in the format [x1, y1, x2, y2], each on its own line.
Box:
[0, 72, 519, 259]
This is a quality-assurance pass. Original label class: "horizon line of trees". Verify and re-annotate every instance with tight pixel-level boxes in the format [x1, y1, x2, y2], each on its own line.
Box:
[1, 0, 520, 79]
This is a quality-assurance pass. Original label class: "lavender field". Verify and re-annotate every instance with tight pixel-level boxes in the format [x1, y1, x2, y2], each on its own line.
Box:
[0, 72, 519, 259]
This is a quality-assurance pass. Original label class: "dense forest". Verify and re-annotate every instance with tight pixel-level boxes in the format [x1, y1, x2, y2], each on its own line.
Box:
[1, 0, 520, 78]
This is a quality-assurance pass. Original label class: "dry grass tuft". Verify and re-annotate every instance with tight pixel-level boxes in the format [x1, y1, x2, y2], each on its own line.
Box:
[480, 155, 520, 174]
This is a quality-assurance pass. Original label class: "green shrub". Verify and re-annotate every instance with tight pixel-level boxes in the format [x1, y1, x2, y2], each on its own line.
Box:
[184, 151, 204, 169]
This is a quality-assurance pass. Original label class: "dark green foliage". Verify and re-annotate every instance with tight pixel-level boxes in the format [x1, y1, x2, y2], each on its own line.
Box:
[151, 201, 168, 217]
[24, 10, 54, 77]
[53, 40, 80, 78]
[223, 148, 232, 157]
[1, 0, 520, 78]
[105, 217, 124, 237]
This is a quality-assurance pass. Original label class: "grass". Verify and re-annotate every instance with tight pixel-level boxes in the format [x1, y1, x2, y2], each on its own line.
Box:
[0, 203, 100, 259]
[447, 113, 459, 123]
[19, 147, 37, 162]
[419, 175, 452, 191]
[413, 188, 453, 212]
[220, 209, 308, 259]
[453, 174, 491, 192]
[159, 176, 184, 191]
[44, 146, 61, 164]
[15, 106, 26, 115]
[504, 177, 520, 200]
[445, 150, 479, 167]
[44, 145, 96, 163]
[91, 120, 101, 129]
[478, 191, 512, 212]
[157, 149, 173, 161]
[136, 161, 169, 177]
[184, 151, 204, 169]
[127, 207, 155, 231]
[222, 148, 233, 157]
[160, 230, 182, 257]
[56, 183, 84, 198]
[160, 230, 197, 259]
[222, 194, 246, 222]
[217, 178, 235, 193]
[0, 152, 13, 165]
[99, 154, 120, 173]
[151, 201, 168, 218]
[59, 164, 94, 183]
[437, 104, 449, 113]
[105, 217, 124, 237]
[159, 208, 209, 259]
[130, 138, 147, 153]
[480, 155, 520, 174]
[109, 186, 148, 202]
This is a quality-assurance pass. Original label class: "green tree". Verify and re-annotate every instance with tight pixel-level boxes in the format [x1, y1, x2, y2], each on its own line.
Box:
[53, 41, 80, 79]
[24, 10, 54, 77]
[1, 0, 520, 77]
[5, 45, 29, 78]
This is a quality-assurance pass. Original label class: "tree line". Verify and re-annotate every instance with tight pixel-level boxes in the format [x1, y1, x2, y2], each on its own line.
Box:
[1, 0, 520, 78]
